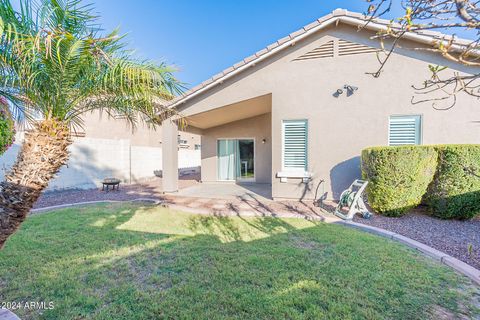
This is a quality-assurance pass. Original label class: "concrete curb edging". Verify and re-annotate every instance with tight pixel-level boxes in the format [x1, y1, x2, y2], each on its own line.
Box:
[339, 220, 480, 286]
[31, 200, 480, 286]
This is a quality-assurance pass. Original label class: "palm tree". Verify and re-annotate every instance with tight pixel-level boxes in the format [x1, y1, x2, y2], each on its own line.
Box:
[0, 0, 184, 248]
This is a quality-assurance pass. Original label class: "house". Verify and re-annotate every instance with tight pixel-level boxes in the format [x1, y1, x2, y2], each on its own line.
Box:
[0, 110, 201, 190]
[160, 8, 480, 201]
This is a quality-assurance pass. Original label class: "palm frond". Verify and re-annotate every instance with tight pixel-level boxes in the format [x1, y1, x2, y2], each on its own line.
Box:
[0, 0, 183, 130]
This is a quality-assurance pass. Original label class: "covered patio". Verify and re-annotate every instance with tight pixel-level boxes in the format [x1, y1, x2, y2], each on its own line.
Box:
[161, 93, 273, 195]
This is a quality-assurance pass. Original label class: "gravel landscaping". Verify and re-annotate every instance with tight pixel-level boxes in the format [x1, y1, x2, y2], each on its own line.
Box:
[34, 182, 163, 209]
[353, 207, 480, 270]
[34, 174, 199, 209]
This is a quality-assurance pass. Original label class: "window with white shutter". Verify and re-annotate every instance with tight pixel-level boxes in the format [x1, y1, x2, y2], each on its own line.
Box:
[388, 115, 422, 146]
[282, 120, 308, 172]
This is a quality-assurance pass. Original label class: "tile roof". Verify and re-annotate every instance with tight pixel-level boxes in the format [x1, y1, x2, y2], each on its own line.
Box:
[167, 8, 474, 109]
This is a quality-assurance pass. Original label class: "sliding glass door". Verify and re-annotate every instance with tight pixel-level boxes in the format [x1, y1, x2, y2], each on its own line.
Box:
[217, 139, 238, 181]
[217, 139, 254, 181]
[237, 140, 254, 180]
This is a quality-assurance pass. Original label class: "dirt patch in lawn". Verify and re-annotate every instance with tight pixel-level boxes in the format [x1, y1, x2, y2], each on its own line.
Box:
[289, 235, 326, 250]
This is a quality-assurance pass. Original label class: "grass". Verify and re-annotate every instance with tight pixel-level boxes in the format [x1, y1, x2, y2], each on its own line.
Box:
[0, 202, 479, 319]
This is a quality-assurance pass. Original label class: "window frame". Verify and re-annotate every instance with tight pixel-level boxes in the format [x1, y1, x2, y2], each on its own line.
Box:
[281, 119, 308, 173]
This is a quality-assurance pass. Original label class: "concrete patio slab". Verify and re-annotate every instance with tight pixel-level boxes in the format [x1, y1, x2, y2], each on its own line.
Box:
[175, 183, 272, 201]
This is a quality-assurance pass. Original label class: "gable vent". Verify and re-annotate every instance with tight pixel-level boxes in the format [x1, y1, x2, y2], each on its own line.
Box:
[294, 40, 334, 61]
[338, 39, 378, 56]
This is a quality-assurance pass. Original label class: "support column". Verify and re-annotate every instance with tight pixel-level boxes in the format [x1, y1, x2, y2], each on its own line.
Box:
[162, 119, 178, 193]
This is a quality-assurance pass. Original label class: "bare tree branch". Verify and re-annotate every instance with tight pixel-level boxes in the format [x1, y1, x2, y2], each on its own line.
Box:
[364, 0, 480, 108]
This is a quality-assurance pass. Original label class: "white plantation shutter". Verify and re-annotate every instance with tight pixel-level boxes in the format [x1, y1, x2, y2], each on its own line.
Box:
[282, 120, 308, 171]
[389, 115, 422, 146]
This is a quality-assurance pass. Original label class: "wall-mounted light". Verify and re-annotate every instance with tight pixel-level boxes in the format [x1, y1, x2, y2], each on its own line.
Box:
[262, 138, 267, 144]
[344, 84, 358, 96]
[333, 84, 358, 98]
[333, 88, 343, 98]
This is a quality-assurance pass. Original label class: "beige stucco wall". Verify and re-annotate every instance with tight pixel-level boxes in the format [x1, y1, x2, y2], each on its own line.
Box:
[179, 22, 480, 200]
[201, 113, 272, 184]
[81, 110, 200, 148]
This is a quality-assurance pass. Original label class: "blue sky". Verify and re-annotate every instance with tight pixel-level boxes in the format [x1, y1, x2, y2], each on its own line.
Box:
[13, 0, 471, 89]
[91, 0, 395, 88]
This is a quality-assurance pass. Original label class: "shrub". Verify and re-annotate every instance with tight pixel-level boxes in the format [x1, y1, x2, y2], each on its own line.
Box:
[0, 102, 15, 155]
[425, 145, 480, 219]
[361, 146, 437, 217]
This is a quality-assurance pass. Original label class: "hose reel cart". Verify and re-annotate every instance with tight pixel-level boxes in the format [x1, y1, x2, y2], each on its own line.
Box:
[335, 179, 371, 220]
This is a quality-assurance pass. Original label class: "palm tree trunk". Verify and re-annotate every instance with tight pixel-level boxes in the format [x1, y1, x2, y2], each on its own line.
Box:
[0, 120, 71, 248]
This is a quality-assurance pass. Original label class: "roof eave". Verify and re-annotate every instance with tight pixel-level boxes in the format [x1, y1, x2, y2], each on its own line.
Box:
[164, 11, 475, 112]
[165, 14, 339, 111]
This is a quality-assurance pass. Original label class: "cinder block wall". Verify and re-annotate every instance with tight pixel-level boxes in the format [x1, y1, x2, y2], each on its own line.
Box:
[0, 133, 200, 190]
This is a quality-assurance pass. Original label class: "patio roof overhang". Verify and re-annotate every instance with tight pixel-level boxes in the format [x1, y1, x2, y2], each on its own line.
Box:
[183, 94, 271, 130]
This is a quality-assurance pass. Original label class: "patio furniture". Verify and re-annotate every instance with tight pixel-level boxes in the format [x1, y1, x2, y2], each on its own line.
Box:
[102, 178, 121, 192]
[334, 179, 371, 220]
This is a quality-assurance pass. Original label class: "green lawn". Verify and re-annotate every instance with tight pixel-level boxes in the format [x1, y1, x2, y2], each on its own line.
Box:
[1, 203, 478, 319]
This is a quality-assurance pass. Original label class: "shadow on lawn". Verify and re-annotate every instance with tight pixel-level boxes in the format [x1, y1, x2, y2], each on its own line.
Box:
[187, 213, 243, 241]
[187, 211, 302, 242]
[1, 203, 478, 320]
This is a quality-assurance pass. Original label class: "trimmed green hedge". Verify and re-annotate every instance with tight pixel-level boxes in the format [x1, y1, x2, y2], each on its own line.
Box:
[362, 144, 480, 219]
[425, 145, 480, 220]
[361, 146, 437, 217]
